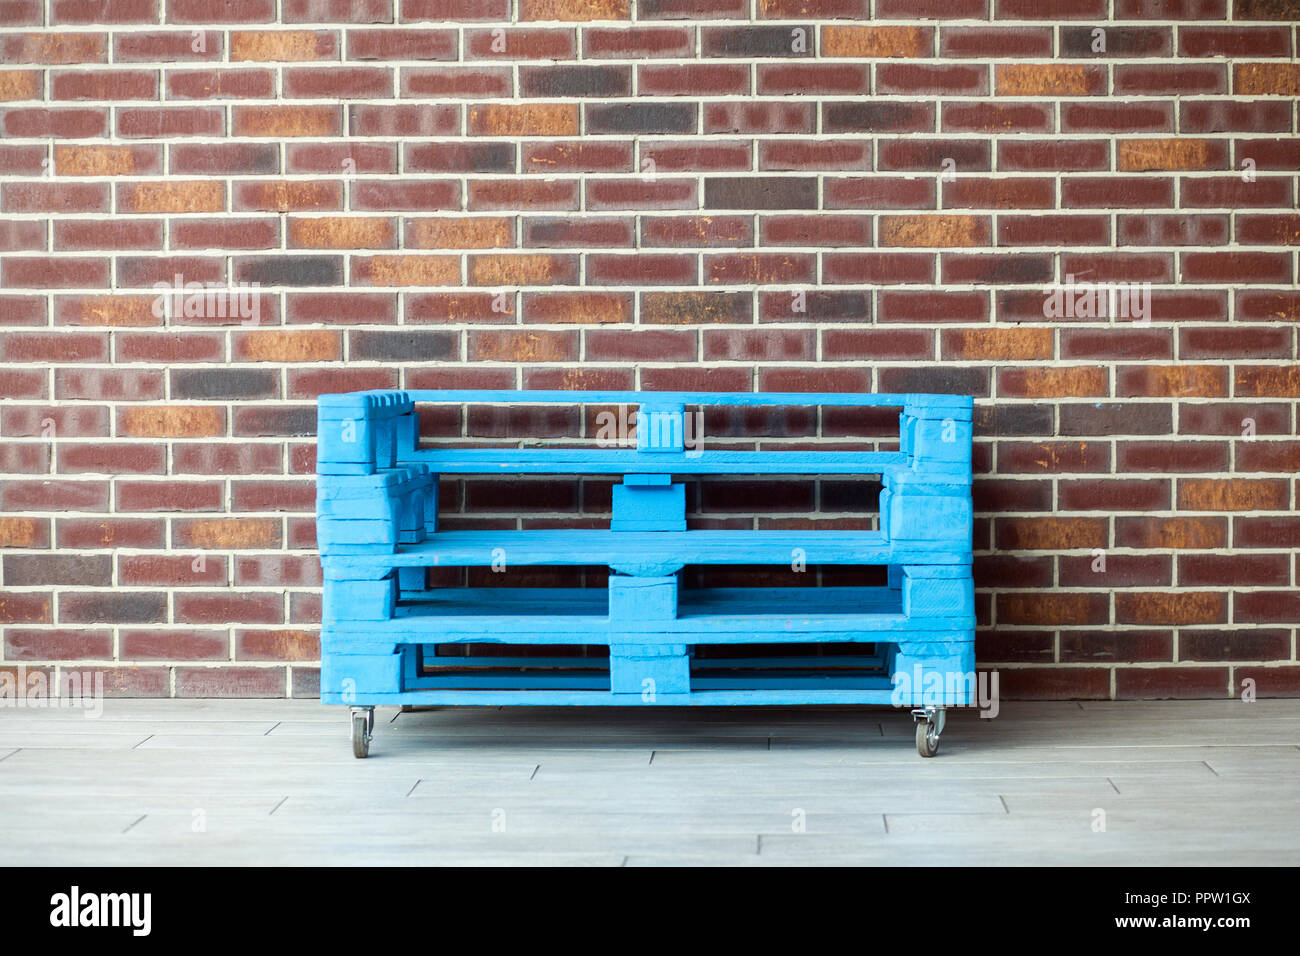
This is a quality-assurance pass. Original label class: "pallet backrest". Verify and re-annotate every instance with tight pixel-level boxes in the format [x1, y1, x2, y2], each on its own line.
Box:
[316, 390, 973, 557]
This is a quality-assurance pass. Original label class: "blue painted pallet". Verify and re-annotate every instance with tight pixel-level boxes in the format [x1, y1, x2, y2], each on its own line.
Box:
[317, 390, 975, 756]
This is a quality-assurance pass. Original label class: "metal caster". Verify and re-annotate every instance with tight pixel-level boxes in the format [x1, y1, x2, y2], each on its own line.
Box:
[350, 707, 374, 759]
[911, 706, 945, 758]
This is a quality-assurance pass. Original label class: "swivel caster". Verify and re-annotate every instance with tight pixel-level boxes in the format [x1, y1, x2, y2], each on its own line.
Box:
[350, 707, 374, 759]
[911, 706, 945, 758]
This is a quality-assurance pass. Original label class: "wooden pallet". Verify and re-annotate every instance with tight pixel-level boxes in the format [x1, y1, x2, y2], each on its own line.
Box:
[316, 390, 975, 756]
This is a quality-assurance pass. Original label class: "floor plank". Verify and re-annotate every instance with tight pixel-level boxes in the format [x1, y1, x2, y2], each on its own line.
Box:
[1, 699, 1296, 865]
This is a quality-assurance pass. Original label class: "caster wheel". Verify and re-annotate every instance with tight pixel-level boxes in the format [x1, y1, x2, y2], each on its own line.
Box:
[351, 710, 372, 759]
[916, 719, 939, 758]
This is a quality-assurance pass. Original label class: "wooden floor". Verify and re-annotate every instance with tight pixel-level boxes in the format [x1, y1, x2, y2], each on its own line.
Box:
[1, 699, 1297, 866]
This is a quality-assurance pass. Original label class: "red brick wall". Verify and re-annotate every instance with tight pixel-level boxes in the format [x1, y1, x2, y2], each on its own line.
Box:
[1, 1, 1298, 700]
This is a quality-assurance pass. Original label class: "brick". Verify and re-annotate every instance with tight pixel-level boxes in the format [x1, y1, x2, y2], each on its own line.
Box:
[1117, 516, 1227, 549]
[472, 179, 580, 211]
[0, 69, 43, 101]
[1061, 102, 1174, 134]
[639, 64, 748, 97]
[353, 254, 460, 287]
[942, 102, 1052, 133]
[1234, 366, 1300, 398]
[941, 26, 1051, 57]
[708, 102, 814, 134]
[409, 217, 514, 250]
[823, 252, 933, 285]
[644, 291, 752, 325]
[823, 25, 930, 57]
[1060, 25, 1173, 57]
[638, 0, 747, 16]
[522, 65, 630, 97]
[585, 102, 695, 134]
[1058, 479, 1171, 512]
[1182, 99, 1292, 133]
[348, 28, 457, 60]
[822, 329, 931, 360]
[469, 329, 578, 362]
[523, 292, 631, 324]
[824, 101, 933, 133]
[402, 66, 512, 98]
[0, 33, 107, 63]
[589, 253, 697, 286]
[996, 516, 1107, 551]
[877, 214, 985, 248]
[998, 367, 1108, 399]
[3, 182, 109, 214]
[469, 102, 579, 136]
[4, 628, 112, 661]
[517, 0, 628, 18]
[233, 180, 342, 213]
[999, 140, 1109, 172]
[584, 26, 691, 58]
[1061, 176, 1174, 208]
[2, 106, 109, 138]
[1116, 667, 1229, 700]
[350, 104, 459, 136]
[1235, 63, 1300, 96]
[232, 105, 341, 137]
[115, 31, 224, 62]
[464, 27, 575, 59]
[52, 69, 158, 100]
[1182, 176, 1292, 210]
[1181, 26, 1291, 57]
[706, 253, 815, 285]
[760, 214, 868, 247]
[174, 142, 279, 175]
[761, 63, 868, 95]
[523, 140, 630, 172]
[402, 0, 511, 19]
[997, 593, 1109, 627]
[118, 181, 223, 214]
[230, 30, 337, 61]
[1117, 592, 1226, 626]
[468, 253, 578, 287]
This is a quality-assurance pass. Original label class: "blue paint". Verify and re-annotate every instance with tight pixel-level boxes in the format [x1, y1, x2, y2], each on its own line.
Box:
[318, 390, 975, 740]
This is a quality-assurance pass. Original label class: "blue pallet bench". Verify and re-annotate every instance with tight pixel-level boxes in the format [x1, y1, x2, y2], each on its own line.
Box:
[316, 390, 974, 758]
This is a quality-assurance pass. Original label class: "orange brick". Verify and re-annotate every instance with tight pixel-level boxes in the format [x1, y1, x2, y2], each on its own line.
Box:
[1116, 591, 1225, 626]
[236, 329, 340, 362]
[469, 254, 572, 286]
[997, 593, 1106, 626]
[944, 327, 1053, 360]
[353, 255, 460, 286]
[121, 406, 224, 438]
[998, 517, 1108, 550]
[1235, 365, 1300, 397]
[55, 145, 148, 176]
[1177, 478, 1288, 512]
[184, 518, 279, 549]
[58, 294, 160, 326]
[822, 25, 930, 58]
[468, 103, 579, 137]
[406, 217, 513, 250]
[524, 291, 630, 324]
[519, 0, 629, 18]
[0, 70, 41, 100]
[0, 517, 43, 548]
[233, 105, 339, 137]
[1002, 366, 1108, 398]
[880, 214, 989, 248]
[230, 30, 337, 62]
[1117, 139, 1217, 171]
[237, 181, 341, 213]
[288, 217, 395, 250]
[119, 181, 224, 214]
[236, 629, 319, 662]
[996, 64, 1099, 96]
[1235, 62, 1300, 96]
[472, 329, 575, 362]
[1122, 517, 1226, 549]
